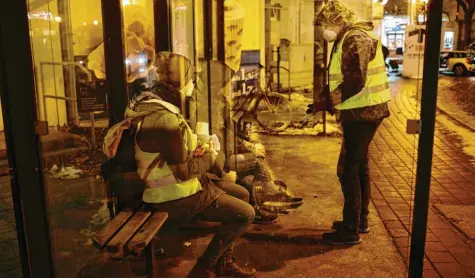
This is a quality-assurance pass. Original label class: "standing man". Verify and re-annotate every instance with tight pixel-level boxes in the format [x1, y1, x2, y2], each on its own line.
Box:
[310, 0, 391, 245]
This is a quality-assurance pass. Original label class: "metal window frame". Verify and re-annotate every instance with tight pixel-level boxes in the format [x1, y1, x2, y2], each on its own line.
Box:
[0, 0, 55, 277]
[101, 0, 128, 126]
[154, 0, 172, 52]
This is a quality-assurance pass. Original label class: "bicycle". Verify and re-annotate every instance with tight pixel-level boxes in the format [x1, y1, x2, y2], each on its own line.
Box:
[231, 64, 292, 132]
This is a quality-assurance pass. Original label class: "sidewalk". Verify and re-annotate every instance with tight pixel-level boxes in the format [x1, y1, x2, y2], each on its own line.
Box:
[369, 78, 475, 277]
[77, 135, 406, 278]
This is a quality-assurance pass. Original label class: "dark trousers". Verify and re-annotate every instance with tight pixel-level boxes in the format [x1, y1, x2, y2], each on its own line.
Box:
[196, 181, 255, 265]
[337, 121, 380, 233]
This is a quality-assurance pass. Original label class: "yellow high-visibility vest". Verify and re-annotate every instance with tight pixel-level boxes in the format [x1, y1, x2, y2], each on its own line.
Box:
[135, 99, 202, 204]
[329, 29, 391, 110]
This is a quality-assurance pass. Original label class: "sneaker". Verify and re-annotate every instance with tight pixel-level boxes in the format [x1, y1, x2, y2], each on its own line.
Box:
[253, 207, 278, 224]
[262, 191, 304, 209]
[259, 204, 290, 215]
[323, 230, 361, 245]
[332, 220, 370, 234]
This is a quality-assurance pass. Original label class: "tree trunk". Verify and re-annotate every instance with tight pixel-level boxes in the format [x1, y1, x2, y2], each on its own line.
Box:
[464, 8, 474, 47]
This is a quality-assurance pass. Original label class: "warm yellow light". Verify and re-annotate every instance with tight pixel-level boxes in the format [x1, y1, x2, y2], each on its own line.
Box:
[420, 0, 428, 3]
[123, 0, 130, 5]
[82, 22, 87, 26]
[93, 20, 99, 25]
[54, 16, 62, 23]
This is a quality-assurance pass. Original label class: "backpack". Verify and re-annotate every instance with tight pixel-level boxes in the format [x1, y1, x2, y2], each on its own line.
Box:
[101, 118, 145, 211]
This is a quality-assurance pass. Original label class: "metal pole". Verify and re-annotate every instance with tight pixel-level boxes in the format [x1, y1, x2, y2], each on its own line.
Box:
[323, 41, 328, 135]
[277, 46, 281, 93]
[90, 112, 96, 148]
[408, 0, 443, 277]
[313, 0, 326, 135]
[57, 0, 79, 126]
[154, 0, 171, 52]
[101, 0, 128, 126]
[204, 0, 213, 134]
[217, 0, 229, 169]
[0, 0, 55, 276]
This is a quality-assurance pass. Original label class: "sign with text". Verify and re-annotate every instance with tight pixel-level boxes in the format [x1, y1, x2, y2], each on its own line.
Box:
[76, 80, 107, 113]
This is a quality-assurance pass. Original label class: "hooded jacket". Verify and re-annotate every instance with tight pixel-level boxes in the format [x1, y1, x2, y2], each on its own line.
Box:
[124, 100, 224, 222]
[330, 22, 391, 122]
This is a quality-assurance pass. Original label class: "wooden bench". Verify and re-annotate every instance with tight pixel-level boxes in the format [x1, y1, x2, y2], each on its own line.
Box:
[92, 206, 168, 277]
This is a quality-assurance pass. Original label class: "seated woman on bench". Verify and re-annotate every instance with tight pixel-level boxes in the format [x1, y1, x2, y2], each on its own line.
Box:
[128, 75, 257, 277]
[227, 122, 304, 212]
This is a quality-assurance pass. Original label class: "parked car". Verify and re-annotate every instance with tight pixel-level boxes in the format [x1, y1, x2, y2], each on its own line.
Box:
[439, 50, 475, 77]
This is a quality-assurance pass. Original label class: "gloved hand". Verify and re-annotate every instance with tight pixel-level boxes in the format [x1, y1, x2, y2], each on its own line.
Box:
[306, 100, 329, 114]
[306, 85, 334, 115]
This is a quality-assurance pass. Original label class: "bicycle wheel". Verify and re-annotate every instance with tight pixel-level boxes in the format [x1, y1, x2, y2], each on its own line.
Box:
[256, 93, 292, 132]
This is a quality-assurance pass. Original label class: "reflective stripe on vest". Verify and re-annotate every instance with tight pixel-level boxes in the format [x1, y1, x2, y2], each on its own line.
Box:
[135, 101, 201, 204]
[329, 29, 391, 110]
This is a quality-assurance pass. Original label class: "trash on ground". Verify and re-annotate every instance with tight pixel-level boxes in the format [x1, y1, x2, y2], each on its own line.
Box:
[50, 165, 84, 180]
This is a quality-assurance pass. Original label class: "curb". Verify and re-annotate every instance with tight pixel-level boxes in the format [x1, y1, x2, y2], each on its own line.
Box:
[435, 105, 475, 133]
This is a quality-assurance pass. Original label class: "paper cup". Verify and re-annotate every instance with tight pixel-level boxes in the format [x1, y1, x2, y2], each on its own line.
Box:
[196, 122, 210, 135]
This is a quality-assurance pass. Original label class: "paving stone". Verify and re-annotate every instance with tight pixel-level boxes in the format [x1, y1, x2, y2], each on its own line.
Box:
[423, 269, 440, 278]
[425, 232, 439, 242]
[390, 203, 411, 211]
[445, 247, 475, 276]
[426, 251, 456, 263]
[389, 228, 410, 238]
[378, 210, 399, 221]
[372, 199, 388, 206]
[433, 262, 470, 278]
[384, 220, 406, 229]
[394, 237, 412, 248]
[424, 241, 448, 252]
[386, 197, 408, 205]
[430, 228, 459, 239]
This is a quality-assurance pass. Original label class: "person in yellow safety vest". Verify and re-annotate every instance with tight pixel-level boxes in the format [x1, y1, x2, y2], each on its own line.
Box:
[127, 78, 257, 277]
[310, 0, 391, 245]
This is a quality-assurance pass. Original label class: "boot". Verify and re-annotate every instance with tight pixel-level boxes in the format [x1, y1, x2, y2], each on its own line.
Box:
[188, 257, 216, 278]
[332, 220, 370, 234]
[215, 255, 256, 278]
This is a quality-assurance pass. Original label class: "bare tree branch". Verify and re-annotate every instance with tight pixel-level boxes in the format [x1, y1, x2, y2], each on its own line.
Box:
[455, 0, 468, 12]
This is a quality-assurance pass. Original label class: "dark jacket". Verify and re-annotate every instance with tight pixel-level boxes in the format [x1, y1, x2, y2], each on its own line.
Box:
[332, 22, 390, 123]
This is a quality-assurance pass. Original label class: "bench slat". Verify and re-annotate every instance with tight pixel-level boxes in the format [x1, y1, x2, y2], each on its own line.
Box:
[93, 208, 135, 250]
[127, 212, 168, 254]
[106, 209, 152, 255]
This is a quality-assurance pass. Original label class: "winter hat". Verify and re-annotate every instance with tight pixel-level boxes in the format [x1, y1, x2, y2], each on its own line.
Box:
[314, 0, 358, 26]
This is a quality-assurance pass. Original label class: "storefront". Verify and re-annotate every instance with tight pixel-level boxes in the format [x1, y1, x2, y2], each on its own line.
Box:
[381, 15, 409, 50]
